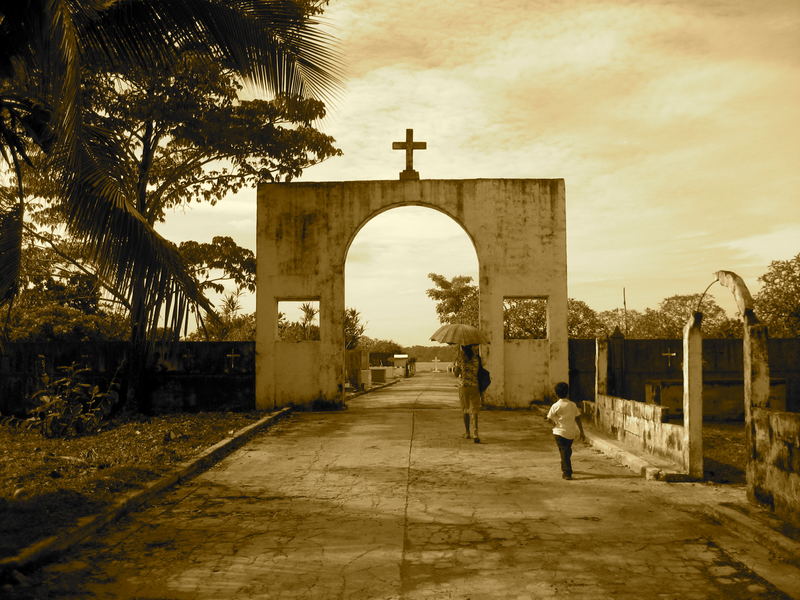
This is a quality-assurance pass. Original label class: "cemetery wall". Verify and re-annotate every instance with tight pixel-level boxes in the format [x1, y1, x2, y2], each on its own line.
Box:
[567, 339, 596, 403]
[0, 341, 254, 415]
[568, 337, 800, 415]
[0, 342, 414, 413]
[749, 407, 800, 528]
[581, 394, 686, 468]
[3, 338, 797, 416]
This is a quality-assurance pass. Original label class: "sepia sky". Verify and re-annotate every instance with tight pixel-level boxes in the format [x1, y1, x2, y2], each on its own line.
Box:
[162, 0, 800, 346]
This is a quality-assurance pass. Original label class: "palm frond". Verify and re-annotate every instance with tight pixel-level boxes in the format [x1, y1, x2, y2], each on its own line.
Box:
[53, 123, 214, 337]
[78, 0, 343, 100]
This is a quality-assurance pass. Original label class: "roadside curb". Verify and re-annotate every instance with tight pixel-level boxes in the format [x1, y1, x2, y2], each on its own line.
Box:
[582, 427, 685, 481]
[702, 502, 800, 566]
[0, 407, 292, 579]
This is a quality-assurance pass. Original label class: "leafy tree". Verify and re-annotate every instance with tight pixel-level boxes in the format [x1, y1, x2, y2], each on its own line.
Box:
[426, 274, 607, 339]
[188, 290, 255, 342]
[649, 294, 738, 338]
[599, 295, 739, 339]
[299, 302, 320, 340]
[502, 297, 607, 339]
[754, 252, 800, 337]
[360, 337, 404, 355]
[344, 307, 366, 350]
[275, 306, 365, 347]
[426, 273, 478, 327]
[567, 299, 607, 338]
[1, 230, 128, 342]
[0, 0, 341, 348]
[20, 52, 340, 347]
[403, 345, 458, 362]
[277, 302, 321, 342]
[178, 236, 256, 296]
[503, 298, 546, 339]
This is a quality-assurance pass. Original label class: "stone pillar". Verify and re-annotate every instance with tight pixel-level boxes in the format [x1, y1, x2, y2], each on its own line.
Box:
[744, 318, 770, 495]
[595, 337, 608, 398]
[682, 312, 703, 478]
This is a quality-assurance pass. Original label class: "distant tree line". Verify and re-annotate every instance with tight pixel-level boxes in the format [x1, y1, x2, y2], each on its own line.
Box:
[425, 253, 800, 339]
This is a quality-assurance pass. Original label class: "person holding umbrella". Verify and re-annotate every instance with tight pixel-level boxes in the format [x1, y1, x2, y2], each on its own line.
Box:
[457, 344, 483, 442]
[430, 324, 490, 443]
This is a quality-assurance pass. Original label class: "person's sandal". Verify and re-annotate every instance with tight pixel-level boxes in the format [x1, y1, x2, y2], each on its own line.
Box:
[473, 437, 480, 444]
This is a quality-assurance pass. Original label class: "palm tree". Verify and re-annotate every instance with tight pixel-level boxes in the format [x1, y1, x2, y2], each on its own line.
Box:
[1, 1, 340, 331]
[299, 301, 319, 340]
[0, 1, 340, 407]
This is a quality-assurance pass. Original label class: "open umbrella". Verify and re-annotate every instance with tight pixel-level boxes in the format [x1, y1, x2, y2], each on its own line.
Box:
[430, 323, 489, 346]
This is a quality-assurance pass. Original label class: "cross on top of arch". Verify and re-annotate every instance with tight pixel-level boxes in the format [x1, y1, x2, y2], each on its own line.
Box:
[392, 128, 426, 181]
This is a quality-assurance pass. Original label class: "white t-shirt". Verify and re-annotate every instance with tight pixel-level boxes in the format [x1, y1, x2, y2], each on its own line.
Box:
[546, 399, 581, 439]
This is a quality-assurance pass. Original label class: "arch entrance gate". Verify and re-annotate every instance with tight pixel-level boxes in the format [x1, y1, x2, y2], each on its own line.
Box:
[255, 179, 568, 410]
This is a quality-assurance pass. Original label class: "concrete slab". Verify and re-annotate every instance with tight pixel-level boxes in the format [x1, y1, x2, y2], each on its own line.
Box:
[5, 372, 799, 599]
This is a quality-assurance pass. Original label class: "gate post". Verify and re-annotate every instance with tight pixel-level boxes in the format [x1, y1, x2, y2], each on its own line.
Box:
[744, 318, 770, 497]
[595, 337, 608, 397]
[682, 312, 703, 478]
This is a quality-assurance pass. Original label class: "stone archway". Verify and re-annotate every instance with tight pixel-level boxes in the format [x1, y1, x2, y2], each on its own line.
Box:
[255, 179, 568, 410]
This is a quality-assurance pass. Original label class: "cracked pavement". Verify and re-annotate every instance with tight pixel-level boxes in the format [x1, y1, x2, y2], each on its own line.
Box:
[6, 372, 797, 599]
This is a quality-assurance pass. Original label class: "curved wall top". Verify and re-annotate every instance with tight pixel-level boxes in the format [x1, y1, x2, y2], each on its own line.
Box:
[256, 179, 568, 409]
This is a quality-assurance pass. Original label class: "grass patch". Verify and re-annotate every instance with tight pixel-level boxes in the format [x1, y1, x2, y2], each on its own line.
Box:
[0, 411, 263, 559]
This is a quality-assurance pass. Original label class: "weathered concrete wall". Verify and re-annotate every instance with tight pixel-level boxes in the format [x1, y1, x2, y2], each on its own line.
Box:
[256, 179, 568, 409]
[582, 395, 686, 468]
[504, 339, 549, 404]
[750, 407, 800, 528]
[272, 341, 323, 406]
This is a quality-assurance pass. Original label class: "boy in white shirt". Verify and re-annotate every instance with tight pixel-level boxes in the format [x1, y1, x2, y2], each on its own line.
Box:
[545, 381, 585, 480]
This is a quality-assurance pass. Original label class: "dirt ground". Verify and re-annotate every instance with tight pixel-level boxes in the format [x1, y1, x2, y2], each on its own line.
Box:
[703, 421, 746, 483]
[0, 411, 263, 559]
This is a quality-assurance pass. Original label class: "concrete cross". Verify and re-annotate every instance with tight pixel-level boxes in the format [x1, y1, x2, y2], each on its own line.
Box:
[432, 356, 440, 372]
[661, 349, 677, 368]
[392, 128, 426, 181]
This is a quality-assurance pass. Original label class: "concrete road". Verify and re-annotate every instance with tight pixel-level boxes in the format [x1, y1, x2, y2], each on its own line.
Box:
[9, 372, 798, 599]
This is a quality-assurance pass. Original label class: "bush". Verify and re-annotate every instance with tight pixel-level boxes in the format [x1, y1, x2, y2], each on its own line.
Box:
[3, 362, 119, 437]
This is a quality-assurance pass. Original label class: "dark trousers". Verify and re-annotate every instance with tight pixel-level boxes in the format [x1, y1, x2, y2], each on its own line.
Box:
[554, 435, 574, 476]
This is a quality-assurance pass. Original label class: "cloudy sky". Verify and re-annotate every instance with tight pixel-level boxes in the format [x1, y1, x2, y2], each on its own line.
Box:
[162, 0, 799, 346]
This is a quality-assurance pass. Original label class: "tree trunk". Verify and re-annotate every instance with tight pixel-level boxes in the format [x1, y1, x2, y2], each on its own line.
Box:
[124, 119, 158, 414]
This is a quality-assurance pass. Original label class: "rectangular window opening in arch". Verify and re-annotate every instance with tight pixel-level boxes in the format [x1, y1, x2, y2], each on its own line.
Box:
[277, 299, 320, 341]
[503, 296, 548, 340]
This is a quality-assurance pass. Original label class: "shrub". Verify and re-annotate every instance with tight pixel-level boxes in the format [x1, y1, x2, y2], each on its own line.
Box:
[5, 362, 119, 437]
